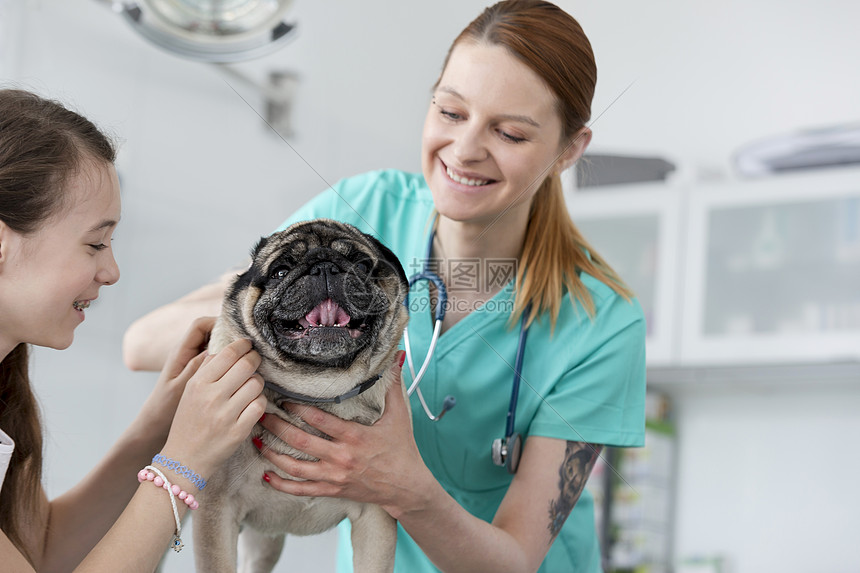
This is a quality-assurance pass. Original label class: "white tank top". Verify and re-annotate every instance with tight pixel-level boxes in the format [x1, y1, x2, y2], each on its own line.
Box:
[0, 428, 15, 494]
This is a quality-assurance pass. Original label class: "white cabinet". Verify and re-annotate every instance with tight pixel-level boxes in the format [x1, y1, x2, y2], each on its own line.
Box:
[681, 169, 860, 365]
[566, 167, 860, 368]
[566, 183, 682, 366]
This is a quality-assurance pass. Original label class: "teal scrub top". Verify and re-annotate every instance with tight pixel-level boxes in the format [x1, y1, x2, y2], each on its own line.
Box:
[277, 169, 646, 573]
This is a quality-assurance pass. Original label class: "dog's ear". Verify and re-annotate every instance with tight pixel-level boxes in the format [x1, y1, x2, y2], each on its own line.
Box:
[361, 232, 408, 289]
[251, 235, 269, 259]
[227, 235, 270, 295]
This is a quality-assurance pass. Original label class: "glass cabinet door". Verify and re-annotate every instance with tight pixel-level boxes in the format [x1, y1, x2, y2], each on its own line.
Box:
[566, 184, 681, 365]
[681, 168, 860, 364]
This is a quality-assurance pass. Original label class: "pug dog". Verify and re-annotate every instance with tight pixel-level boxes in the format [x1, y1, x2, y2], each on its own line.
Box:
[193, 219, 409, 573]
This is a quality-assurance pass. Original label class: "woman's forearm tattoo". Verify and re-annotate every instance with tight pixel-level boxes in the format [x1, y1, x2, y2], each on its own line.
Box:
[547, 441, 602, 540]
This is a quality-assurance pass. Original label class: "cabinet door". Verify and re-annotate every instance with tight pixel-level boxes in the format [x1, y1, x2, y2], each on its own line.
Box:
[566, 184, 682, 365]
[681, 169, 860, 364]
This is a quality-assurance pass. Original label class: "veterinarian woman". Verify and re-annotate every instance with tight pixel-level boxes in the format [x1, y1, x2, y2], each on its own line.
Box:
[124, 1, 646, 571]
[0, 89, 267, 571]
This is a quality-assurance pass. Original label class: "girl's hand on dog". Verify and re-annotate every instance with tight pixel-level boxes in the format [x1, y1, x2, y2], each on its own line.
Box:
[256, 351, 435, 518]
[132, 316, 217, 444]
[162, 338, 267, 484]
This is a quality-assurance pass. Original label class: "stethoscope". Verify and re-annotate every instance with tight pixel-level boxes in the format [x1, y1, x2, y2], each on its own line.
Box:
[403, 227, 531, 474]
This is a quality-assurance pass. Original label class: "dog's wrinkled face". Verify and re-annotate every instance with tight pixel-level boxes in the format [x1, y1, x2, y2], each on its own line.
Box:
[225, 219, 408, 370]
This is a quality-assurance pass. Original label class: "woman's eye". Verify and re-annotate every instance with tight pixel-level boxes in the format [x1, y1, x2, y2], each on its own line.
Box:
[500, 131, 527, 144]
[440, 109, 462, 121]
[88, 243, 108, 252]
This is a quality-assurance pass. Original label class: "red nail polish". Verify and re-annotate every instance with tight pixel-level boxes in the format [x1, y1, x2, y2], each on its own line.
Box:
[262, 473, 271, 483]
[258, 413, 266, 423]
[398, 351, 406, 368]
[252, 436, 263, 450]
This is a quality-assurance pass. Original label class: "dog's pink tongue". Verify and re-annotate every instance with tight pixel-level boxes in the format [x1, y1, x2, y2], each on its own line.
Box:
[304, 298, 350, 327]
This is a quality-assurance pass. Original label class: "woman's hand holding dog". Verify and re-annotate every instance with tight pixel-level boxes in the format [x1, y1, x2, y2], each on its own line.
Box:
[256, 352, 436, 519]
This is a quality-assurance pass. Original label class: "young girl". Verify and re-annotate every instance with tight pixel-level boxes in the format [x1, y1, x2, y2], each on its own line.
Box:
[0, 88, 266, 572]
[124, 1, 647, 571]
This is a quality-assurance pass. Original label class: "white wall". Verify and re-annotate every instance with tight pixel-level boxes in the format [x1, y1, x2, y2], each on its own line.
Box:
[669, 380, 860, 573]
[3, 0, 860, 572]
[573, 0, 860, 178]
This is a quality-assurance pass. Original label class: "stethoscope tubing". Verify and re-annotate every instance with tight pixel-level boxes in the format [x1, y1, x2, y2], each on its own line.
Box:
[403, 256, 448, 419]
[403, 226, 530, 439]
[405, 320, 448, 421]
[404, 268, 446, 396]
[505, 305, 531, 439]
[404, 318, 441, 396]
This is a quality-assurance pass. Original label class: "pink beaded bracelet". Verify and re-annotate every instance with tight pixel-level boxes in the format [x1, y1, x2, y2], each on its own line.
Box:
[138, 466, 189, 552]
[138, 468, 200, 510]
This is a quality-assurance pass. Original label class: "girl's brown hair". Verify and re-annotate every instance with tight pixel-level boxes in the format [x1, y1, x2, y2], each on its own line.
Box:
[0, 88, 115, 563]
[441, 0, 632, 328]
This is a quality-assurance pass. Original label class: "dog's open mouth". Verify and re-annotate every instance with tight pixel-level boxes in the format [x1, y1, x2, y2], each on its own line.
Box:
[276, 298, 368, 340]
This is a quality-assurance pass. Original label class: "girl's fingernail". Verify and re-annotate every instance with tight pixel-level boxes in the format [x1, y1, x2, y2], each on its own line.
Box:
[258, 413, 266, 423]
[262, 472, 271, 483]
[252, 436, 263, 450]
[398, 351, 406, 368]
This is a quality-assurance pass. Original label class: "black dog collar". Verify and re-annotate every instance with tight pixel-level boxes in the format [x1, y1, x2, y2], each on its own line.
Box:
[263, 373, 383, 405]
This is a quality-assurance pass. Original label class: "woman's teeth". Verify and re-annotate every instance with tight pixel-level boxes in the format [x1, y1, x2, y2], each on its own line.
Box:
[446, 166, 491, 187]
[73, 300, 90, 311]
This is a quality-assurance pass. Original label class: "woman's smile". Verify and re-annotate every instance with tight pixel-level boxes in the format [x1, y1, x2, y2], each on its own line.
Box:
[444, 163, 496, 187]
[441, 160, 500, 197]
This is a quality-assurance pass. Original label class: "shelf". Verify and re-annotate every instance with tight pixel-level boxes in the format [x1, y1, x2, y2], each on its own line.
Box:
[565, 167, 860, 371]
[647, 360, 860, 392]
[681, 169, 860, 364]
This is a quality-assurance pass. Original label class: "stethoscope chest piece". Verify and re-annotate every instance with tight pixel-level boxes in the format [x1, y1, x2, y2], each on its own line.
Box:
[491, 432, 522, 474]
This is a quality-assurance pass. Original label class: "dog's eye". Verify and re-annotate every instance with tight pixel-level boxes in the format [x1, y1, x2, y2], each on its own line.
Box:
[356, 262, 370, 274]
[271, 267, 290, 280]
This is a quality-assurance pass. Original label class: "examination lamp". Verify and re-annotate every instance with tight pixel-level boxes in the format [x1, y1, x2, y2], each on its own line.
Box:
[113, 0, 296, 63]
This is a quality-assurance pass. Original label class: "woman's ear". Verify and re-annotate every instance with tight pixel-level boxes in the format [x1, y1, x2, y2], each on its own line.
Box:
[0, 221, 6, 265]
[555, 127, 592, 174]
[0, 220, 15, 267]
